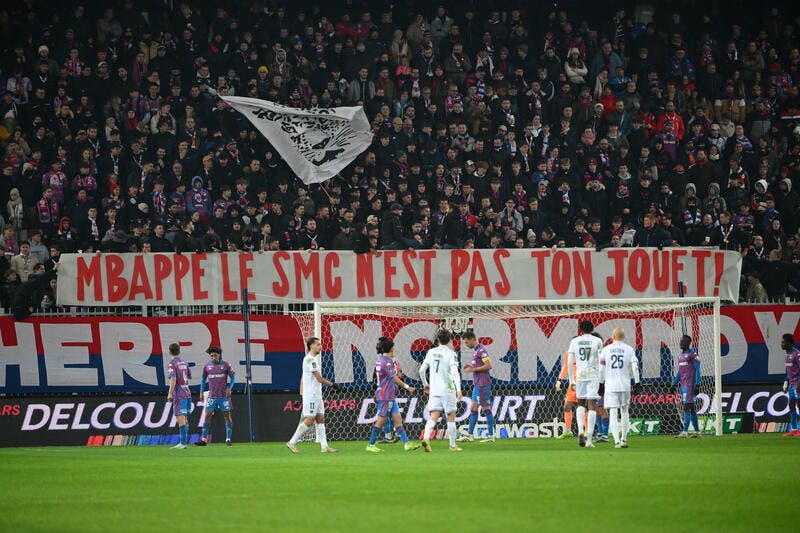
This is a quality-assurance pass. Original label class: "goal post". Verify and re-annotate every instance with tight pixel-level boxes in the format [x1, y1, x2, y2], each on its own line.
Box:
[290, 297, 723, 440]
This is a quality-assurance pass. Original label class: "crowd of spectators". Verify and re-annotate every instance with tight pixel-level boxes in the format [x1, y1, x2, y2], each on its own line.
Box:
[1, 0, 800, 317]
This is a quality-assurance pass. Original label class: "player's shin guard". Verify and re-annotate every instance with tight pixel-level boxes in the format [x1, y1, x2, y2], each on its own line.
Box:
[396, 426, 409, 444]
[225, 421, 232, 440]
[289, 421, 311, 445]
[368, 425, 381, 446]
[201, 423, 209, 441]
[586, 410, 597, 440]
[620, 406, 630, 441]
[468, 412, 478, 436]
[423, 419, 436, 441]
[484, 410, 495, 437]
[576, 406, 586, 435]
[316, 423, 328, 449]
[447, 422, 457, 448]
[179, 424, 188, 446]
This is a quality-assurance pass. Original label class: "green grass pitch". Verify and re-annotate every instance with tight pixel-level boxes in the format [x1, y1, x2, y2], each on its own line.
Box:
[0, 435, 796, 532]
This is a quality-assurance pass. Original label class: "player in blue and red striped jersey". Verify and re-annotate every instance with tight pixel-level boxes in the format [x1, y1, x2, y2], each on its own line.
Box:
[366, 337, 421, 453]
[781, 334, 800, 436]
[374, 360, 404, 444]
[166, 343, 193, 449]
[195, 346, 236, 446]
[673, 335, 702, 438]
[458, 331, 495, 443]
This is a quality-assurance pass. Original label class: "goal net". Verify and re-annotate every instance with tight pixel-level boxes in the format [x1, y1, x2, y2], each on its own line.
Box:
[290, 298, 722, 442]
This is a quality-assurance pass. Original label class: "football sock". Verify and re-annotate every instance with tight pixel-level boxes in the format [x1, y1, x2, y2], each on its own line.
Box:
[201, 422, 209, 440]
[423, 419, 436, 441]
[316, 423, 328, 449]
[576, 406, 586, 435]
[447, 422, 457, 448]
[564, 409, 573, 433]
[586, 410, 597, 440]
[179, 424, 188, 446]
[368, 425, 381, 446]
[609, 408, 620, 443]
[789, 410, 797, 431]
[468, 412, 478, 436]
[599, 416, 609, 436]
[289, 421, 310, 445]
[396, 426, 409, 444]
[683, 412, 691, 432]
[383, 418, 393, 437]
[621, 406, 630, 440]
[225, 421, 232, 440]
[690, 412, 700, 433]
[485, 410, 495, 437]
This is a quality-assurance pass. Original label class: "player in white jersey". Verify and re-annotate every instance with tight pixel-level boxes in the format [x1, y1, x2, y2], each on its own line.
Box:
[599, 327, 641, 449]
[419, 329, 463, 452]
[566, 320, 605, 448]
[286, 337, 341, 453]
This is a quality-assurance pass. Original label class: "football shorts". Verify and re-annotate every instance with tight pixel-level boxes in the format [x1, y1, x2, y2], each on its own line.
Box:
[575, 380, 600, 400]
[302, 396, 325, 418]
[603, 391, 631, 409]
[427, 394, 458, 414]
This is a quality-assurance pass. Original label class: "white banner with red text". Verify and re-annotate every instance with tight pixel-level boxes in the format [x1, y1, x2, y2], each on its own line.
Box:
[56, 248, 742, 306]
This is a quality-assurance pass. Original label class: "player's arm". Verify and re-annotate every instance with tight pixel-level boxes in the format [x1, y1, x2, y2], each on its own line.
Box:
[392, 375, 415, 394]
[554, 352, 568, 390]
[598, 348, 606, 382]
[597, 348, 607, 395]
[227, 371, 236, 398]
[199, 365, 208, 396]
[449, 354, 462, 399]
[167, 363, 176, 401]
[312, 370, 340, 390]
[419, 355, 430, 392]
[472, 351, 492, 373]
[693, 352, 701, 394]
[631, 354, 641, 393]
[784, 358, 792, 392]
[566, 344, 576, 388]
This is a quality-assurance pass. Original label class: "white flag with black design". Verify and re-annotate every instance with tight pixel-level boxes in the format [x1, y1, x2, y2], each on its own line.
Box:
[221, 96, 373, 185]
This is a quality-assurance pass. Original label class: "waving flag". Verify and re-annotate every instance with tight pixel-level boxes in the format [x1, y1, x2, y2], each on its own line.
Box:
[221, 96, 373, 184]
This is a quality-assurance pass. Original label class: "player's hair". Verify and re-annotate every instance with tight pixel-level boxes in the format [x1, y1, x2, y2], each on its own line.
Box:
[461, 330, 476, 340]
[306, 337, 320, 350]
[206, 346, 222, 355]
[376, 336, 394, 354]
[168, 343, 180, 355]
[681, 334, 692, 343]
[783, 333, 795, 345]
[579, 320, 594, 333]
[612, 327, 625, 340]
[436, 329, 452, 345]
